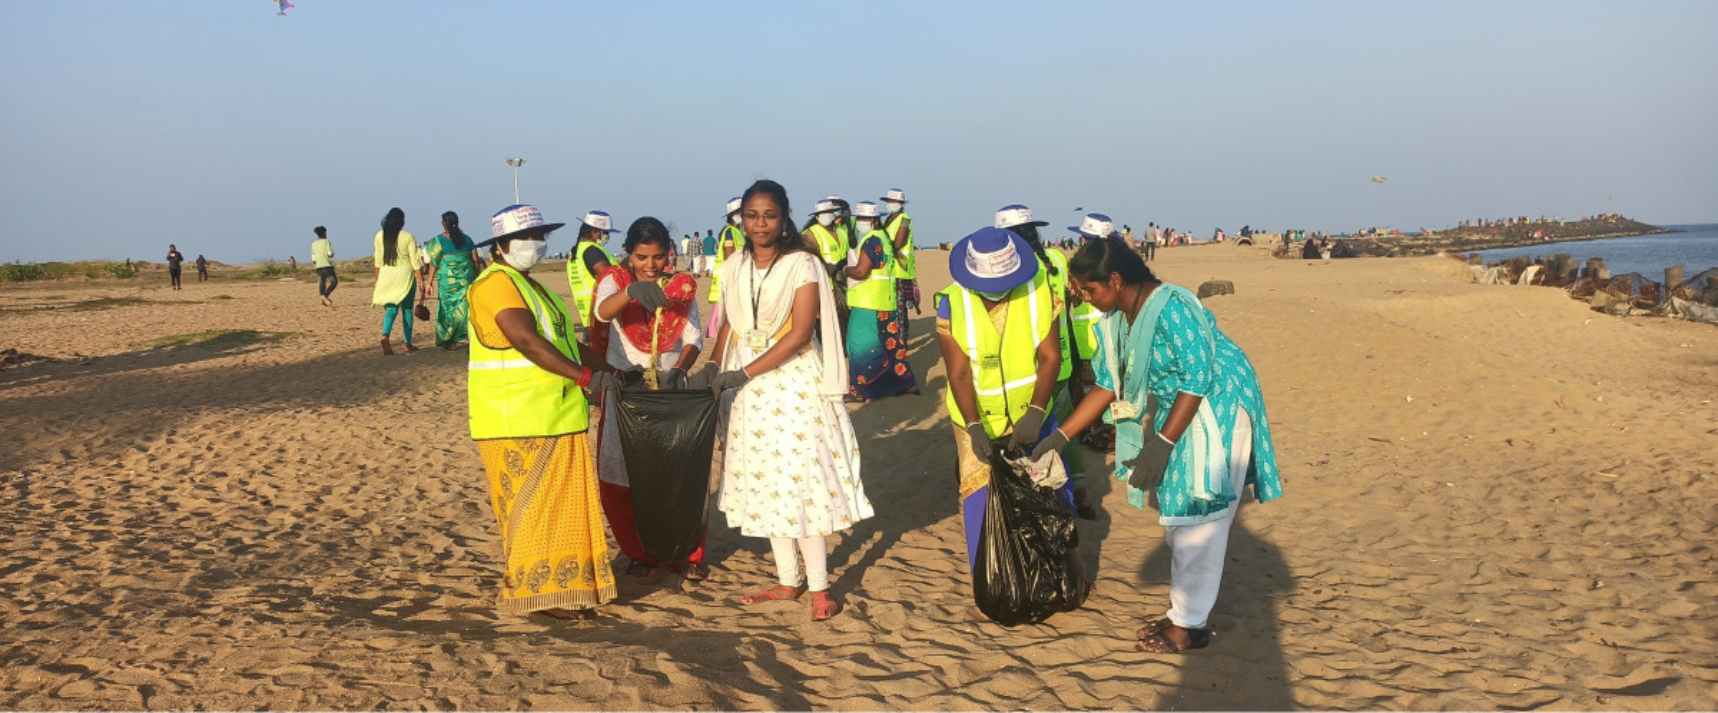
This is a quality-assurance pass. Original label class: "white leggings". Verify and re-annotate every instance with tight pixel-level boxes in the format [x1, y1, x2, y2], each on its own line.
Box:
[1164, 408, 1254, 630]
[769, 536, 829, 592]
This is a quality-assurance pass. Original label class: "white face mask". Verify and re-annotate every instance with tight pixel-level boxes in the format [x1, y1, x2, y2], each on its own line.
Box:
[855, 219, 876, 234]
[816, 213, 835, 227]
[884, 202, 902, 215]
[976, 288, 1011, 301]
[728, 214, 742, 226]
[503, 239, 546, 270]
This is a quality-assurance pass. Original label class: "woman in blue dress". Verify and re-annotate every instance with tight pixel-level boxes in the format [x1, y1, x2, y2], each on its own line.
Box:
[1030, 238, 1284, 653]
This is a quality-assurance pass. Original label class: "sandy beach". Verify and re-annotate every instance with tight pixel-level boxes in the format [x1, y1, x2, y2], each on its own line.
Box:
[2, 245, 1715, 709]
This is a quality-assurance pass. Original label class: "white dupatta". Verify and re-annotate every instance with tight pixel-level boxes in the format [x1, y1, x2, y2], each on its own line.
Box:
[718, 249, 849, 398]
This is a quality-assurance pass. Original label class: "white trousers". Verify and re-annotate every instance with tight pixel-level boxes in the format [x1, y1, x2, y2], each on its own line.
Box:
[1164, 408, 1253, 630]
[770, 536, 829, 591]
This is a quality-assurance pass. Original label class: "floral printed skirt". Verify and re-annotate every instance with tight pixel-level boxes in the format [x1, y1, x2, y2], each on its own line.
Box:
[719, 348, 874, 538]
[846, 306, 917, 400]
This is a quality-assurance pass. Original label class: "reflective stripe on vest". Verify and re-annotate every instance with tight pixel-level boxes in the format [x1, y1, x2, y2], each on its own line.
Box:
[566, 241, 615, 329]
[806, 223, 848, 267]
[885, 211, 916, 279]
[709, 224, 746, 301]
[846, 229, 898, 311]
[941, 273, 1054, 437]
[468, 264, 589, 440]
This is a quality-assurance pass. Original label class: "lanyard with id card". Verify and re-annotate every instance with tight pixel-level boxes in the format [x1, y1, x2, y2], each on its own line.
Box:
[1105, 315, 1143, 422]
[747, 256, 780, 356]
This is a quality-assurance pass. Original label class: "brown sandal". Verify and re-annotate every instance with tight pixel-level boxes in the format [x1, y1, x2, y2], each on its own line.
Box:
[739, 584, 805, 605]
[1136, 622, 1212, 653]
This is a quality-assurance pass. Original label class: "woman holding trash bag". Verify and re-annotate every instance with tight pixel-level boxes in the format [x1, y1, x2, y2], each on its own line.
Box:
[465, 203, 616, 619]
[707, 179, 871, 622]
[995, 203, 1096, 519]
[591, 216, 708, 581]
[1034, 238, 1283, 652]
[932, 226, 1068, 570]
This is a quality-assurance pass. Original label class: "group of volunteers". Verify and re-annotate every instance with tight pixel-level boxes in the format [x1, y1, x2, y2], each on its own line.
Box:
[446, 179, 1282, 652]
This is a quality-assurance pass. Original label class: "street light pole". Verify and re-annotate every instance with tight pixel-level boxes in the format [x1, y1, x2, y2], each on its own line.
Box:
[505, 157, 526, 203]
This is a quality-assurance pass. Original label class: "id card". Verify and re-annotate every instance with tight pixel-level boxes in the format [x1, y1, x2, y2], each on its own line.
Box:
[747, 329, 771, 352]
[1109, 400, 1140, 421]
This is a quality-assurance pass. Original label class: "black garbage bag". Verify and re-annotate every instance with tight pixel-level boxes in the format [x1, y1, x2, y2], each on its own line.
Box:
[612, 385, 719, 564]
[972, 443, 1090, 625]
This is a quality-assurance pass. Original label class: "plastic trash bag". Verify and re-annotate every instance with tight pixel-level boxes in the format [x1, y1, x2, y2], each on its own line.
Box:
[612, 384, 719, 564]
[972, 443, 1090, 626]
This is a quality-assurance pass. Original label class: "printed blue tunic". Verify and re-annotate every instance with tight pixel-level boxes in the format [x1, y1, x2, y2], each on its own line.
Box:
[1092, 284, 1283, 525]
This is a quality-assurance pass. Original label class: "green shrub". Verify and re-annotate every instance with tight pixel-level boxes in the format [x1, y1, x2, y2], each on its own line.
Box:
[1, 263, 48, 282]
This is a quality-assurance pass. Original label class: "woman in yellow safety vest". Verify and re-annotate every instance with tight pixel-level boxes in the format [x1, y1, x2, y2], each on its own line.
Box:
[706, 196, 745, 344]
[933, 226, 1069, 571]
[993, 204, 1096, 519]
[844, 201, 918, 401]
[565, 210, 620, 337]
[466, 203, 616, 620]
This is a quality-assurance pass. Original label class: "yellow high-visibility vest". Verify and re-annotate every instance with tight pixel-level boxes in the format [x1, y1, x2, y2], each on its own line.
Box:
[1071, 302, 1103, 360]
[468, 264, 589, 440]
[885, 211, 916, 280]
[566, 240, 616, 329]
[846, 229, 897, 311]
[709, 224, 746, 302]
[940, 271, 1056, 438]
[805, 222, 849, 267]
[1039, 249, 1073, 382]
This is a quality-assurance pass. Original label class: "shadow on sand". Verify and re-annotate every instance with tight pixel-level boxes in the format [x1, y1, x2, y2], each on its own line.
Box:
[1139, 520, 1296, 710]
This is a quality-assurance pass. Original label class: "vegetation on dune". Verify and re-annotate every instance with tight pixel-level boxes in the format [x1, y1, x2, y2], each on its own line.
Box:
[1, 261, 138, 283]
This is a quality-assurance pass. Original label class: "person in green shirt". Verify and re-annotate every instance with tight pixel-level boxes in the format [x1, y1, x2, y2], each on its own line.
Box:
[425, 211, 485, 349]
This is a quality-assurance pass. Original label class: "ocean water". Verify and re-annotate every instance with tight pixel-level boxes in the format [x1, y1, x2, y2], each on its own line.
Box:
[1472, 224, 1718, 278]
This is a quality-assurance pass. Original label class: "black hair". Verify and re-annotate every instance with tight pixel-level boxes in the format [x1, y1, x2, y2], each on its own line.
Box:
[739, 179, 807, 256]
[380, 207, 405, 266]
[313, 225, 327, 238]
[579, 225, 605, 243]
[441, 211, 472, 246]
[623, 216, 674, 255]
[1006, 224, 1057, 277]
[1069, 236, 1157, 285]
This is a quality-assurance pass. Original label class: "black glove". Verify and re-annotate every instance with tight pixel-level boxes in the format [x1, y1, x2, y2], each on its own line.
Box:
[964, 421, 994, 462]
[1010, 404, 1047, 450]
[626, 281, 668, 311]
[1126, 432, 1176, 492]
[686, 363, 718, 390]
[661, 366, 687, 390]
[585, 369, 616, 399]
[1029, 428, 1069, 461]
[710, 369, 750, 394]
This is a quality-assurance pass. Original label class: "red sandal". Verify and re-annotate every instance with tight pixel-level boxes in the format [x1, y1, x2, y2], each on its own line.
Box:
[809, 590, 840, 621]
[739, 584, 805, 605]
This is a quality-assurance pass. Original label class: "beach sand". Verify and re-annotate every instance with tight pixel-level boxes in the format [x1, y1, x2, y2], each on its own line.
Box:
[2, 247, 1715, 709]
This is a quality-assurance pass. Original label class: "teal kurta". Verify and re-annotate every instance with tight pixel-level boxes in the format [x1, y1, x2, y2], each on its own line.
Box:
[1093, 284, 1283, 525]
[427, 231, 479, 347]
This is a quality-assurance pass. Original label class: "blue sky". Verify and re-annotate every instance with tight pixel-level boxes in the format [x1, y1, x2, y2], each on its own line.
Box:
[2, 1, 1714, 261]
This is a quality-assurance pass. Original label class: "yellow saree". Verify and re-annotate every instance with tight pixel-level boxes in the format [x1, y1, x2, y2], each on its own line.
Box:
[478, 433, 616, 614]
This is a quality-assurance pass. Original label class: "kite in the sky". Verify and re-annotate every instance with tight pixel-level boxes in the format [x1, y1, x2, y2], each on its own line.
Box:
[275, 0, 294, 16]
[1370, 176, 1388, 184]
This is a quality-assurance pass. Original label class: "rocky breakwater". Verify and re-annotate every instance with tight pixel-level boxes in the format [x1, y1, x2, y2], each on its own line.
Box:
[1465, 252, 1718, 326]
